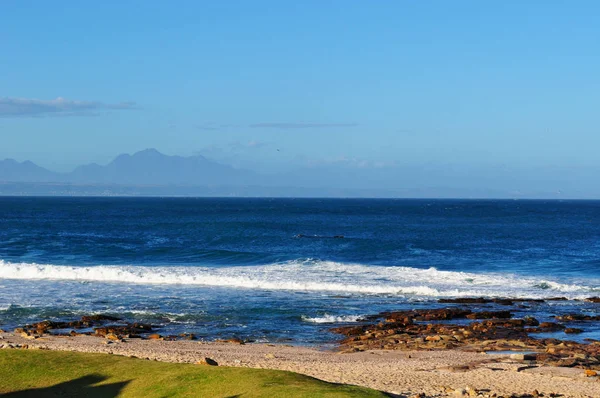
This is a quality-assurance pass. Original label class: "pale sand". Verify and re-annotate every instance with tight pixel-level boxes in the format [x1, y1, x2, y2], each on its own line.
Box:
[1, 332, 599, 397]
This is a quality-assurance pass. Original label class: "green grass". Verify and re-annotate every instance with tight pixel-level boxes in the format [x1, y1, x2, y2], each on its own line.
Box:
[0, 350, 387, 397]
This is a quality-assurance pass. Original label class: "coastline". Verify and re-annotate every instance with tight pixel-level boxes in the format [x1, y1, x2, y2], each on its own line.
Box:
[2, 331, 599, 397]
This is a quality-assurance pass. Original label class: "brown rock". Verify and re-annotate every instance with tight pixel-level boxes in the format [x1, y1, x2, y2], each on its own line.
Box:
[538, 322, 565, 330]
[585, 297, 600, 303]
[584, 369, 598, 377]
[105, 333, 121, 341]
[564, 328, 583, 334]
[523, 316, 539, 326]
[556, 313, 600, 322]
[439, 297, 491, 304]
[197, 357, 218, 366]
[466, 311, 512, 320]
[465, 386, 478, 396]
[20, 332, 38, 340]
[79, 315, 121, 325]
[452, 388, 467, 397]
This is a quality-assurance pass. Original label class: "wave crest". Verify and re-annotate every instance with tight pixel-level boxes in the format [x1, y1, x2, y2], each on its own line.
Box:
[301, 314, 366, 323]
[0, 259, 597, 299]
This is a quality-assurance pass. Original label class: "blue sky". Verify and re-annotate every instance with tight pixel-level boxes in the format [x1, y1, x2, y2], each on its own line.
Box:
[1, 1, 599, 182]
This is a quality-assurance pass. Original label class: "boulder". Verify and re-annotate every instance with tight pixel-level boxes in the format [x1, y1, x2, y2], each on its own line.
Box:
[197, 357, 218, 366]
[585, 297, 600, 303]
[564, 328, 583, 334]
[466, 310, 512, 319]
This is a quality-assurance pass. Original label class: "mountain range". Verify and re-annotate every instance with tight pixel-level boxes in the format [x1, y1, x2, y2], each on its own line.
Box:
[1, 149, 259, 186]
[0, 149, 590, 198]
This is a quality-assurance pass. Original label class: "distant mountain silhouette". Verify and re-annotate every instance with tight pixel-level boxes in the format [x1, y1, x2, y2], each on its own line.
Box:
[69, 148, 257, 185]
[0, 149, 582, 198]
[0, 149, 259, 186]
[0, 158, 58, 182]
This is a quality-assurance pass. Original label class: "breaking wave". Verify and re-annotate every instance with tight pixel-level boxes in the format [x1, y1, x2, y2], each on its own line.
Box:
[0, 259, 597, 299]
[301, 314, 366, 323]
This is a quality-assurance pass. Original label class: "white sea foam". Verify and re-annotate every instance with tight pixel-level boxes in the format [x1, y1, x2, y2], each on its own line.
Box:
[301, 314, 365, 323]
[0, 259, 597, 299]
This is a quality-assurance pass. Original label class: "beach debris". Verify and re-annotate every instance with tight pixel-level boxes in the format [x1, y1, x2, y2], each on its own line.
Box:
[196, 357, 218, 366]
[147, 334, 163, 340]
[265, 353, 276, 359]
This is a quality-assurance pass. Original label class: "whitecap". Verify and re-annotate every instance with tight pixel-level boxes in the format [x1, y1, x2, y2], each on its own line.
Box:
[301, 314, 365, 323]
[0, 259, 598, 299]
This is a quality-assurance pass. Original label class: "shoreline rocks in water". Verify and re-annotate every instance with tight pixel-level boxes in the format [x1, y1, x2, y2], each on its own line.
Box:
[8, 296, 600, 373]
[3, 298, 600, 398]
[14, 315, 156, 341]
[331, 300, 600, 371]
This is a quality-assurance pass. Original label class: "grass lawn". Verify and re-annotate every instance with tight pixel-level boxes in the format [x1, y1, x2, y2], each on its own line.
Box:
[0, 350, 387, 397]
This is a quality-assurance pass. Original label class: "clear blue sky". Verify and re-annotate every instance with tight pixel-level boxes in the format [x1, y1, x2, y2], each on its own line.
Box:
[1, 1, 599, 177]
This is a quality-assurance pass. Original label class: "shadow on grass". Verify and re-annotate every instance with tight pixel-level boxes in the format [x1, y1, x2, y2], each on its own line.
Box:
[2, 374, 130, 397]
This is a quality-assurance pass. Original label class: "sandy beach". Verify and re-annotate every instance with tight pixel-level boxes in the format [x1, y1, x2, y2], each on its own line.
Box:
[2, 331, 599, 398]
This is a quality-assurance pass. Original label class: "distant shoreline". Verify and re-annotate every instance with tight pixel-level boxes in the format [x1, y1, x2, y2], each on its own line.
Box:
[0, 190, 598, 200]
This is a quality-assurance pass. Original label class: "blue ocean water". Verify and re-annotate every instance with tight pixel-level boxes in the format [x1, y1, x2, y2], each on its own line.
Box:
[1, 197, 599, 344]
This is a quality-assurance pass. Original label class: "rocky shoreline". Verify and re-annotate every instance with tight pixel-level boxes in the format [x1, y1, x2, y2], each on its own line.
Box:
[2, 296, 600, 397]
[331, 297, 600, 372]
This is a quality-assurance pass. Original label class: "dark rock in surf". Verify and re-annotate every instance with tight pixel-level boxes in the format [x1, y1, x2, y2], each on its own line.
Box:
[564, 328, 583, 334]
[586, 297, 600, 303]
[555, 313, 600, 322]
[466, 310, 512, 319]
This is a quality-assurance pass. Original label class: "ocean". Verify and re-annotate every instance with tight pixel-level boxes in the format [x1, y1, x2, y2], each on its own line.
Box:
[1, 197, 599, 344]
